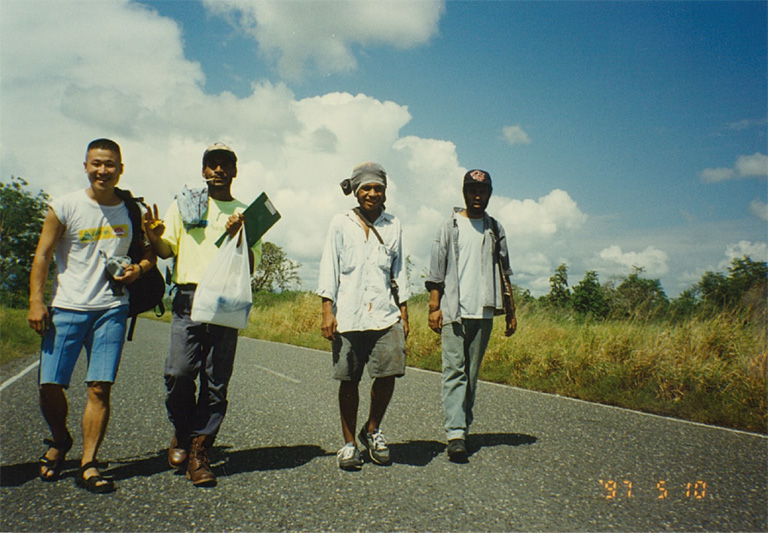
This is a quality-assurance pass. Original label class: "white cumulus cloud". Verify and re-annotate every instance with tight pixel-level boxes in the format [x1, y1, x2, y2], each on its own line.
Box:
[597, 245, 670, 277]
[724, 240, 768, 265]
[492, 189, 587, 238]
[502, 125, 531, 146]
[749, 199, 768, 221]
[701, 152, 768, 183]
[203, 0, 445, 80]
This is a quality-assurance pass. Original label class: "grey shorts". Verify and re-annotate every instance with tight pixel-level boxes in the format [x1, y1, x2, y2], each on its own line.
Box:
[332, 321, 406, 381]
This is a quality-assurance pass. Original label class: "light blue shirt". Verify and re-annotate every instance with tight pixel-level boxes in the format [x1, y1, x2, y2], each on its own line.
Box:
[425, 208, 513, 325]
[317, 210, 409, 333]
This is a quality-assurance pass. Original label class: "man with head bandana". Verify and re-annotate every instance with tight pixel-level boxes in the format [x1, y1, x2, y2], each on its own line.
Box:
[317, 162, 410, 470]
[425, 169, 517, 463]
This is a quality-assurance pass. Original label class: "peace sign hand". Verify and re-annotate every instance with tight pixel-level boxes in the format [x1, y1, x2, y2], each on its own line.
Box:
[143, 203, 165, 241]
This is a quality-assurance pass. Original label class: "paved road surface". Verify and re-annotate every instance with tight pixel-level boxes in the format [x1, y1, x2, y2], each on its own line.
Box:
[1, 319, 766, 531]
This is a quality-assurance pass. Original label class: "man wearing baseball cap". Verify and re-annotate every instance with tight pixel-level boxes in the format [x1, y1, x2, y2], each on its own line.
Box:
[425, 169, 517, 462]
[145, 143, 263, 486]
[317, 162, 410, 470]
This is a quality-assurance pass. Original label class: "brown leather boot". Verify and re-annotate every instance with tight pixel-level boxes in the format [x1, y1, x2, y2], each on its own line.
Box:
[168, 435, 189, 470]
[186, 435, 216, 487]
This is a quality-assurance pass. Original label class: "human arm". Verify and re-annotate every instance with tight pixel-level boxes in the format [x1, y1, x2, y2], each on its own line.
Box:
[321, 297, 338, 341]
[496, 220, 516, 336]
[391, 220, 409, 338]
[427, 287, 443, 333]
[28, 209, 64, 335]
[399, 302, 409, 339]
[223, 212, 257, 273]
[424, 221, 448, 334]
[114, 242, 157, 285]
[143, 203, 175, 259]
[504, 274, 517, 337]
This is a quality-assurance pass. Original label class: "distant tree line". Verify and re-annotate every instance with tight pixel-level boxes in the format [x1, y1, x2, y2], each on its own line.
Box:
[514, 258, 768, 324]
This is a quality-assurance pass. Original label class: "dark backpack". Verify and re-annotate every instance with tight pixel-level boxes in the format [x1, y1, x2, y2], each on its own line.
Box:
[115, 188, 166, 340]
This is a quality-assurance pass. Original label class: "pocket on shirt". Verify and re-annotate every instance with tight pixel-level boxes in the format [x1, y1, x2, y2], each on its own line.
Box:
[340, 247, 356, 274]
[376, 245, 394, 273]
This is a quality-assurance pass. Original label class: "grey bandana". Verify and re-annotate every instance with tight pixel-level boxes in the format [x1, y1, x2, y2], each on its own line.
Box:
[340, 162, 387, 196]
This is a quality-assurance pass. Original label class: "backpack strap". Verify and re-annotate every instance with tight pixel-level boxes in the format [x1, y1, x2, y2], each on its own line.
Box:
[114, 188, 146, 263]
[127, 316, 138, 342]
[352, 207, 385, 245]
[489, 216, 514, 315]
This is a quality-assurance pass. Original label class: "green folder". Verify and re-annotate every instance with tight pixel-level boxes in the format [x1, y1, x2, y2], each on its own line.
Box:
[215, 192, 281, 248]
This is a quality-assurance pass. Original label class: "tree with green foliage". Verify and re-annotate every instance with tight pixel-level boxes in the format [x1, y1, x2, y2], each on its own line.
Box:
[252, 241, 301, 293]
[696, 256, 767, 318]
[609, 266, 668, 320]
[668, 287, 699, 322]
[511, 283, 534, 307]
[547, 263, 570, 308]
[0, 177, 51, 308]
[572, 270, 609, 319]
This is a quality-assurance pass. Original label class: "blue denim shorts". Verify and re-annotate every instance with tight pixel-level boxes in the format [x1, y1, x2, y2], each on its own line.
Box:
[332, 321, 406, 381]
[38, 306, 129, 387]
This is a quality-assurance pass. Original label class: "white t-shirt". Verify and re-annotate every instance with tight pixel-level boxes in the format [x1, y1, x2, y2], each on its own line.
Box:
[49, 189, 132, 310]
[457, 215, 494, 319]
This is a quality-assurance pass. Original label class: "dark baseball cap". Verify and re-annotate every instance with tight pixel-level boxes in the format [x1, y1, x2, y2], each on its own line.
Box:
[463, 169, 492, 187]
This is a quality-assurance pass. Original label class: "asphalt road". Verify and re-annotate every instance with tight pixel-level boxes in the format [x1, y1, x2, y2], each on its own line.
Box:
[1, 319, 766, 532]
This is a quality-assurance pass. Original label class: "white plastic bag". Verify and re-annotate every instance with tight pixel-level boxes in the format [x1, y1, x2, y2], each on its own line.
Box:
[191, 226, 252, 329]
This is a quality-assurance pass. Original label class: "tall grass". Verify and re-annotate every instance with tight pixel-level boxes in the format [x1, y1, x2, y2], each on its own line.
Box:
[0, 307, 42, 365]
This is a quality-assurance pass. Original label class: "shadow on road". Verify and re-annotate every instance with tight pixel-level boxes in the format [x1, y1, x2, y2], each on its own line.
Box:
[388, 432, 537, 466]
[0, 459, 80, 487]
[389, 440, 445, 466]
[469, 432, 537, 457]
[217, 444, 330, 476]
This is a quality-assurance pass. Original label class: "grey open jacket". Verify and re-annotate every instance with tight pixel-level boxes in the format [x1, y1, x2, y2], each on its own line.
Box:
[424, 208, 513, 325]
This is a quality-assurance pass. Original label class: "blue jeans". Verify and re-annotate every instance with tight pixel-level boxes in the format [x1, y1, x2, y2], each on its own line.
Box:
[441, 319, 493, 441]
[165, 287, 239, 440]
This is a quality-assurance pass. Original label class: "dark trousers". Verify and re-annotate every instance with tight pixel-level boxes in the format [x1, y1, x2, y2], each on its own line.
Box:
[165, 287, 238, 439]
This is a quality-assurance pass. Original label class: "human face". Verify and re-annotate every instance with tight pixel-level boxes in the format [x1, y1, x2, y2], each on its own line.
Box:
[202, 154, 237, 189]
[356, 182, 385, 216]
[463, 183, 491, 218]
[84, 148, 123, 193]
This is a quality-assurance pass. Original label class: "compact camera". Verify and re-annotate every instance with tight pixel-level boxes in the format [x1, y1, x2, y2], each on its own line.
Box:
[101, 251, 132, 278]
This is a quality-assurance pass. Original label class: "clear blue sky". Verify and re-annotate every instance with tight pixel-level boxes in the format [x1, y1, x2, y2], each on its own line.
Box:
[1, 0, 765, 296]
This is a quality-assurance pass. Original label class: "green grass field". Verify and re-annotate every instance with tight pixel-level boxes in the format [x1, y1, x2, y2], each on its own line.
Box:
[3, 292, 765, 433]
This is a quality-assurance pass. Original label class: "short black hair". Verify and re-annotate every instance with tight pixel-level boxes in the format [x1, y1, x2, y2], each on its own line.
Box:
[86, 138, 122, 162]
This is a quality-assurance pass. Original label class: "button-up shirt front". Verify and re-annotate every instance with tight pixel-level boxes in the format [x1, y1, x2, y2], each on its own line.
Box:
[425, 208, 513, 325]
[317, 210, 409, 333]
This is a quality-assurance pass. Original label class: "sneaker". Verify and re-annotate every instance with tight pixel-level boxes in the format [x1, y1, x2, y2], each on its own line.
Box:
[336, 442, 363, 471]
[446, 438, 468, 463]
[358, 427, 391, 465]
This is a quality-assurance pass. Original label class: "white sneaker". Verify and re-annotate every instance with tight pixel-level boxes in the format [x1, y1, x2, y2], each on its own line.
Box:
[359, 427, 391, 465]
[336, 442, 363, 471]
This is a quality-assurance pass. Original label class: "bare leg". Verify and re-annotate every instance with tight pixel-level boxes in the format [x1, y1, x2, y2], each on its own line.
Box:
[39, 384, 69, 478]
[338, 380, 359, 444]
[365, 376, 395, 433]
[80, 381, 111, 486]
